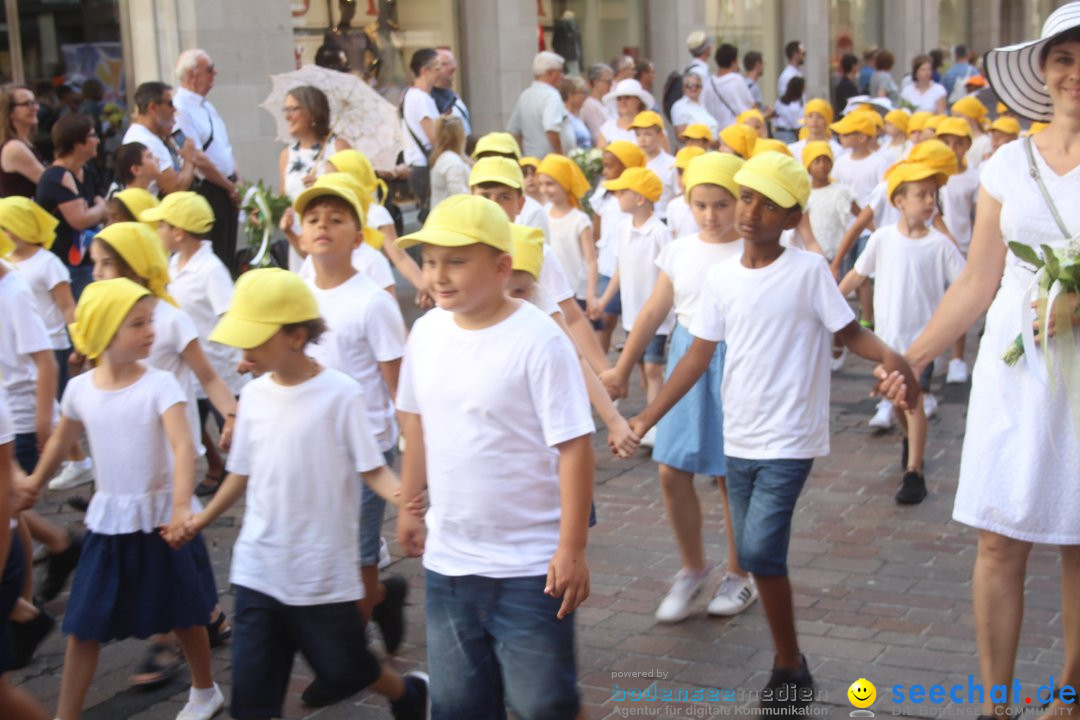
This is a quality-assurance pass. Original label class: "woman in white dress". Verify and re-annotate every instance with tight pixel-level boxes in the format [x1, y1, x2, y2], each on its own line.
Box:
[899, 55, 947, 114]
[883, 6, 1080, 717]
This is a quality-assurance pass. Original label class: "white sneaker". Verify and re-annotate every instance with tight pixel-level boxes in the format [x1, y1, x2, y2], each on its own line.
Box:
[707, 572, 758, 616]
[830, 347, 847, 372]
[639, 425, 658, 448]
[378, 536, 392, 569]
[176, 683, 224, 720]
[946, 358, 968, 384]
[48, 459, 94, 490]
[655, 568, 709, 623]
[868, 400, 894, 430]
[922, 393, 938, 419]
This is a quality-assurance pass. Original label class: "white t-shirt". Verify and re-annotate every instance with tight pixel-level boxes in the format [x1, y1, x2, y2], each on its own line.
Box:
[647, 151, 677, 220]
[62, 367, 194, 534]
[806, 183, 856, 260]
[402, 87, 438, 167]
[13, 249, 71, 349]
[612, 214, 674, 334]
[966, 133, 992, 172]
[598, 119, 637, 146]
[854, 224, 965, 354]
[900, 82, 947, 113]
[168, 242, 245, 397]
[396, 303, 594, 579]
[546, 208, 593, 299]
[368, 203, 394, 231]
[670, 98, 719, 136]
[941, 165, 980, 253]
[833, 152, 890, 206]
[665, 195, 699, 240]
[305, 272, 406, 453]
[875, 142, 906, 168]
[590, 186, 626, 277]
[121, 123, 173, 196]
[777, 64, 804, 99]
[774, 99, 804, 131]
[0, 385, 10, 445]
[298, 243, 395, 289]
[516, 196, 552, 239]
[0, 270, 57, 433]
[655, 234, 743, 328]
[149, 301, 204, 456]
[227, 368, 386, 605]
[702, 72, 754, 128]
[690, 248, 856, 459]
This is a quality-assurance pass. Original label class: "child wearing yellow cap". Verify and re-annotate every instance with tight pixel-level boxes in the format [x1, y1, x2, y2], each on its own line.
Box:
[107, 187, 160, 228]
[519, 156, 544, 205]
[718, 124, 758, 160]
[471, 134, 553, 238]
[786, 98, 842, 164]
[676, 123, 715, 151]
[600, 152, 759, 621]
[950, 95, 992, 170]
[802, 141, 860, 277]
[393, 196, 595, 717]
[631, 151, 918, 713]
[169, 268, 426, 719]
[630, 111, 677, 219]
[839, 162, 965, 504]
[879, 108, 911, 166]
[665, 146, 706, 239]
[830, 111, 890, 208]
[21, 277, 224, 720]
[538, 155, 598, 318]
[988, 116, 1020, 157]
[738, 108, 768, 139]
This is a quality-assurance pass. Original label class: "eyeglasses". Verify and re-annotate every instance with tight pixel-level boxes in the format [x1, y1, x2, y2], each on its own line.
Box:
[13, 100, 39, 108]
[283, 106, 303, 114]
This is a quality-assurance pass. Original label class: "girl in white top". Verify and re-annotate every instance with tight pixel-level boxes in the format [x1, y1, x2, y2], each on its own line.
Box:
[598, 153, 755, 623]
[537, 154, 596, 306]
[20, 278, 222, 720]
[802, 143, 860, 263]
[427, 116, 471, 208]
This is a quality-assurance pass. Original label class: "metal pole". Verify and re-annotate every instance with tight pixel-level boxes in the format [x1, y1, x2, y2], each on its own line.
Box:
[6, 0, 24, 84]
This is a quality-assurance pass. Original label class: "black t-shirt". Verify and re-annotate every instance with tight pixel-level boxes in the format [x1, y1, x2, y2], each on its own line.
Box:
[35, 164, 102, 268]
[833, 77, 860, 118]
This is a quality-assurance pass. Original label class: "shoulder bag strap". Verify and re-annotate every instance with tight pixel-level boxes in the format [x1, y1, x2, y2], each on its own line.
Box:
[707, 75, 738, 119]
[1025, 135, 1072, 239]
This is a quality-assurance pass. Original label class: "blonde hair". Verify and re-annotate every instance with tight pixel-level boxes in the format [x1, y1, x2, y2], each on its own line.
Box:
[428, 116, 466, 169]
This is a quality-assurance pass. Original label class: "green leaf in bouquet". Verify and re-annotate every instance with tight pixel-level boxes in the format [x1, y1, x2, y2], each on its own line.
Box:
[1008, 242, 1043, 269]
[1041, 244, 1061, 278]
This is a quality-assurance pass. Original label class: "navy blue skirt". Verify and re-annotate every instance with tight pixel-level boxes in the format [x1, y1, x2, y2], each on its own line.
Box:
[62, 530, 218, 642]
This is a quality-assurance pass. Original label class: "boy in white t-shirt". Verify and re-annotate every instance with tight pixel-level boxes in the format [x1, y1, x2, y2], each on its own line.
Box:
[630, 152, 918, 715]
[538, 154, 596, 313]
[181, 268, 428, 720]
[840, 162, 965, 505]
[665, 146, 705, 240]
[630, 111, 678, 219]
[395, 195, 595, 718]
[291, 176, 411, 700]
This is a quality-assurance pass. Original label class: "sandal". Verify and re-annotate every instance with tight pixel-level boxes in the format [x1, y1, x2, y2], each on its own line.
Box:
[195, 469, 224, 497]
[129, 642, 184, 687]
[207, 610, 232, 647]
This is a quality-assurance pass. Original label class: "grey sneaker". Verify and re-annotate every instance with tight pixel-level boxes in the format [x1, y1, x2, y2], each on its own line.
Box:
[707, 572, 758, 616]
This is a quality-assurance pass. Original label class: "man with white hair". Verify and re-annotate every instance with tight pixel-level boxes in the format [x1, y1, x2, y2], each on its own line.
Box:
[431, 47, 471, 137]
[172, 48, 240, 271]
[507, 51, 573, 157]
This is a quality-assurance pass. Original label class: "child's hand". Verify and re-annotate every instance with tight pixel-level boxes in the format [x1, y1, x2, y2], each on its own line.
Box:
[405, 489, 428, 518]
[219, 417, 235, 451]
[415, 289, 435, 310]
[607, 415, 639, 458]
[34, 417, 51, 452]
[545, 545, 590, 619]
[236, 359, 256, 375]
[597, 368, 628, 399]
[872, 353, 920, 411]
[14, 474, 40, 511]
[586, 300, 603, 322]
[628, 415, 650, 444]
[279, 207, 295, 233]
[397, 511, 426, 557]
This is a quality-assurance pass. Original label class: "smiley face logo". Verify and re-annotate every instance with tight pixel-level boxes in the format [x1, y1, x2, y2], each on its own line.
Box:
[848, 678, 876, 709]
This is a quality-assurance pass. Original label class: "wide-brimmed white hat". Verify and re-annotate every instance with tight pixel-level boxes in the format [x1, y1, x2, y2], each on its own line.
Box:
[985, 1, 1080, 122]
[603, 78, 655, 109]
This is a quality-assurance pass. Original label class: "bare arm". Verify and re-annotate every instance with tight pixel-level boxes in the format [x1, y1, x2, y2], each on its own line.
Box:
[180, 339, 238, 446]
[595, 267, 620, 310]
[419, 117, 436, 145]
[546, 130, 563, 155]
[18, 415, 81, 508]
[580, 227, 599, 315]
[379, 224, 426, 290]
[396, 411, 427, 556]
[558, 297, 611, 373]
[157, 140, 198, 194]
[795, 213, 826, 257]
[835, 320, 919, 410]
[378, 358, 402, 401]
[831, 204, 874, 276]
[162, 402, 198, 516]
[546, 433, 593, 619]
[30, 350, 57, 449]
[630, 336, 716, 434]
[1, 141, 45, 184]
[50, 282, 76, 324]
[0, 443, 14, 576]
[837, 268, 868, 297]
[602, 272, 675, 397]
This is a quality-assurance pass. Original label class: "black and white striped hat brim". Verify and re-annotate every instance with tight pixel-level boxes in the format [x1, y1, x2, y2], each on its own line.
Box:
[986, 1, 1080, 122]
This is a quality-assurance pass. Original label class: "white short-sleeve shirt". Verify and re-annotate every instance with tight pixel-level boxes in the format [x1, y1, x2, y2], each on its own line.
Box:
[305, 272, 406, 453]
[665, 195, 699, 240]
[900, 82, 947, 113]
[507, 82, 572, 158]
[612, 214, 675, 334]
[691, 248, 856, 459]
[13, 249, 71, 349]
[833, 151, 890, 207]
[396, 303, 594, 578]
[402, 87, 438, 167]
[655, 234, 743, 328]
[149, 301, 204, 456]
[546, 208, 593, 299]
[670, 98, 719, 136]
[941, 165, 980, 253]
[368, 203, 394, 230]
[590, 186, 627, 277]
[227, 368, 386, 605]
[0, 270, 58, 433]
[647, 151, 678, 219]
[806, 183, 857, 260]
[298, 243, 395, 290]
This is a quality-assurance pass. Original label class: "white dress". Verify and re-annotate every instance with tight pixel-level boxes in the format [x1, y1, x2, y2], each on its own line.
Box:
[954, 139, 1080, 544]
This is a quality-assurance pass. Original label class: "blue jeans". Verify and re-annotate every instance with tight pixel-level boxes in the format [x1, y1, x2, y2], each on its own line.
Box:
[68, 263, 94, 300]
[14, 432, 38, 475]
[424, 570, 579, 720]
[358, 447, 396, 566]
[724, 457, 814, 576]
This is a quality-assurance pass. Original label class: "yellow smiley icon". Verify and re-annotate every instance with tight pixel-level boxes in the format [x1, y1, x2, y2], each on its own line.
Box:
[848, 678, 876, 709]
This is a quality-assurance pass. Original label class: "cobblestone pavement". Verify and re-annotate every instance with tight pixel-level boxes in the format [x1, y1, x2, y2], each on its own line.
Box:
[12, 312, 1066, 719]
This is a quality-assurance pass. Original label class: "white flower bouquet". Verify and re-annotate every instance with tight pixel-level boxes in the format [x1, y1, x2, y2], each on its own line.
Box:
[1001, 238, 1080, 367]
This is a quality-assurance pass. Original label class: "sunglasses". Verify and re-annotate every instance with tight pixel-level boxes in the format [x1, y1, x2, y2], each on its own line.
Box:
[683, 84, 702, 90]
[13, 99, 39, 108]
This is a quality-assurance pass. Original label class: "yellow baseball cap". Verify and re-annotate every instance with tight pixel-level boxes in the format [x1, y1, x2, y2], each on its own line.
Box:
[886, 161, 946, 202]
[951, 95, 988, 122]
[885, 109, 910, 134]
[0, 196, 58, 250]
[602, 167, 663, 202]
[472, 132, 521, 159]
[990, 116, 1021, 136]
[538, 154, 590, 203]
[733, 151, 811, 209]
[294, 174, 367, 225]
[751, 138, 793, 158]
[935, 116, 973, 139]
[509, 223, 545, 280]
[803, 98, 834, 124]
[674, 145, 706, 170]
[830, 111, 877, 137]
[925, 114, 947, 132]
[683, 151, 743, 198]
[604, 141, 646, 170]
[887, 139, 958, 177]
[519, 156, 540, 170]
[327, 149, 387, 201]
[95, 222, 177, 306]
[908, 111, 933, 133]
[629, 110, 665, 130]
[719, 124, 757, 159]
[210, 268, 321, 349]
[139, 191, 214, 234]
[679, 124, 714, 142]
[1025, 121, 1049, 137]
[114, 188, 160, 229]
[801, 140, 834, 169]
[68, 278, 152, 360]
[396, 194, 512, 252]
[738, 108, 766, 127]
[469, 156, 524, 189]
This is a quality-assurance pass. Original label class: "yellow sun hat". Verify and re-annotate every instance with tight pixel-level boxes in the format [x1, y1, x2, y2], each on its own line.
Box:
[68, 277, 153, 360]
[94, 222, 177, 306]
[509, 223, 545, 280]
[629, 110, 666, 130]
[472, 132, 521, 160]
[327, 148, 389, 206]
[886, 161, 947, 202]
[884, 108, 911, 135]
[989, 116, 1021, 136]
[738, 108, 766, 127]
[951, 95, 988, 123]
[519, 156, 541, 171]
[924, 114, 947, 132]
[138, 191, 214, 234]
[210, 268, 321, 350]
[683, 151, 743, 199]
[733, 151, 811, 209]
[0, 196, 59, 251]
[801, 140, 834, 170]
[674, 145, 706, 170]
[604, 140, 647, 170]
[114, 188, 160, 229]
[537, 154, 590, 208]
[907, 111, 933, 133]
[602, 166, 663, 202]
[887, 139, 959, 177]
[751, 138, 793, 158]
[295, 173, 383, 249]
[829, 111, 877, 137]
[935, 116, 974, 139]
[803, 98, 834, 125]
[469, 156, 524, 189]
[1025, 121, 1049, 137]
[678, 124, 714, 142]
[719, 124, 758, 159]
[396, 194, 512, 252]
